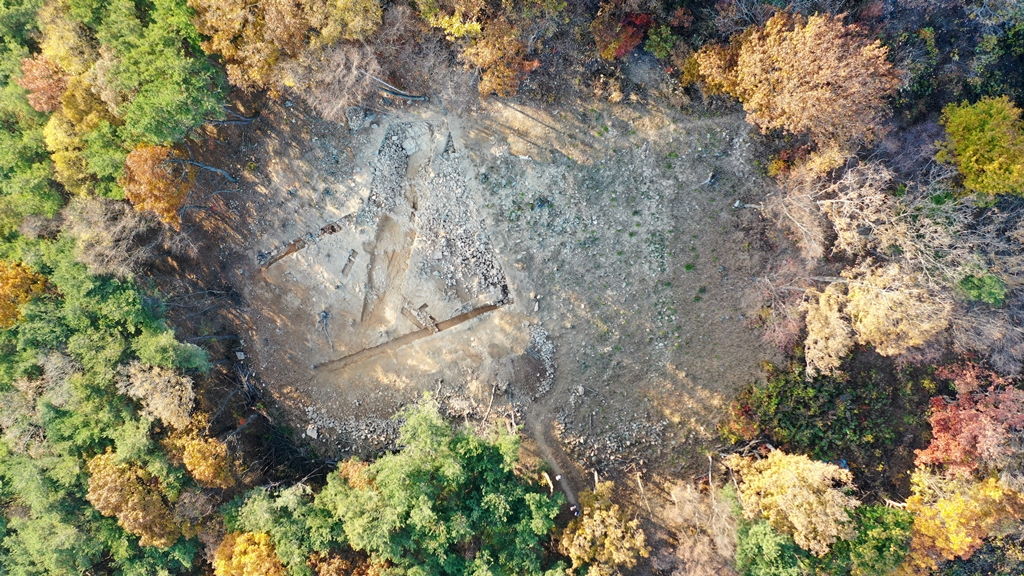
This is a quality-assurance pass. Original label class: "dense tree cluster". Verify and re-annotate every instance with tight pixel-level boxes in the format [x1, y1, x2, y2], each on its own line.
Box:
[696, 11, 899, 160]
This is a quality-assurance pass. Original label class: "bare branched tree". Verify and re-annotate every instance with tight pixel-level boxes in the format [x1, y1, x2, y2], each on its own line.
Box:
[62, 197, 161, 279]
[764, 168, 833, 262]
[287, 43, 380, 124]
[655, 482, 738, 576]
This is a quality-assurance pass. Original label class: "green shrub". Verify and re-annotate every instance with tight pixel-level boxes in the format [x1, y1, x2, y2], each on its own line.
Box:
[958, 273, 1007, 306]
[721, 355, 937, 495]
[644, 24, 677, 59]
[815, 505, 913, 576]
[736, 520, 805, 576]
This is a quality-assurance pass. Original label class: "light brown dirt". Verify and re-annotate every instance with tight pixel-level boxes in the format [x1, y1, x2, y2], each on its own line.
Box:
[192, 87, 781, 499]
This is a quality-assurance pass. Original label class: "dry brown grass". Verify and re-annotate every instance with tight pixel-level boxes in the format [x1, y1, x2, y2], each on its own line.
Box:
[652, 482, 738, 576]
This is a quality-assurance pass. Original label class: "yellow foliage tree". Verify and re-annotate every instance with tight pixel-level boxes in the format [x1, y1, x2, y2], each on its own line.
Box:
[86, 450, 182, 548]
[726, 450, 860, 557]
[42, 77, 120, 196]
[43, 112, 93, 196]
[844, 263, 951, 357]
[899, 470, 1024, 574]
[801, 263, 952, 375]
[214, 532, 287, 576]
[558, 481, 650, 575]
[310, 0, 383, 45]
[801, 282, 854, 377]
[182, 435, 236, 489]
[0, 261, 47, 329]
[937, 96, 1024, 196]
[695, 11, 898, 150]
[37, 1, 98, 76]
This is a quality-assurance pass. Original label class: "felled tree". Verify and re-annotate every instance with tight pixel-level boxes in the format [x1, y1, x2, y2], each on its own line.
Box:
[0, 261, 48, 329]
[17, 55, 68, 113]
[182, 435, 236, 489]
[696, 12, 898, 150]
[558, 481, 650, 575]
[901, 470, 1024, 573]
[915, 362, 1024, 485]
[937, 96, 1024, 196]
[120, 145, 195, 226]
[213, 532, 287, 576]
[116, 360, 195, 430]
[86, 450, 182, 548]
[726, 450, 860, 557]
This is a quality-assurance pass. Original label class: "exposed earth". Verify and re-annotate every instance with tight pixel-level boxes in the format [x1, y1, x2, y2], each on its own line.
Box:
[184, 77, 782, 508]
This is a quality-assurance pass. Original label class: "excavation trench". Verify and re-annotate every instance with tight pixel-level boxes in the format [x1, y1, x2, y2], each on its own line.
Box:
[313, 300, 511, 371]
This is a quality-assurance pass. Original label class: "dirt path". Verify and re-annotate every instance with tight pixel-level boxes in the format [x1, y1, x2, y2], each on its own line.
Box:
[525, 398, 582, 506]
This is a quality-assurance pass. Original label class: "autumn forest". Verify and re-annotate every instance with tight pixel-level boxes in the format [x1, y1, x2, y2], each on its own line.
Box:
[1, 0, 1024, 575]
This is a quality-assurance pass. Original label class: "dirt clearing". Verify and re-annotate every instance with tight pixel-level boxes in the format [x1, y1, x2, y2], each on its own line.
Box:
[189, 89, 780, 493]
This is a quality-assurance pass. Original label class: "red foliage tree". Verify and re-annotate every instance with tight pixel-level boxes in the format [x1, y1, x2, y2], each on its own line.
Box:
[17, 54, 69, 113]
[915, 362, 1024, 476]
[592, 4, 653, 61]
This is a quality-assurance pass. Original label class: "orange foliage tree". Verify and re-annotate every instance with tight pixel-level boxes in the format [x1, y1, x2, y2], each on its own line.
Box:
[0, 261, 48, 329]
[120, 145, 195, 227]
[214, 532, 287, 576]
[696, 12, 899, 150]
[591, 6, 653, 61]
[900, 471, 1024, 574]
[307, 551, 383, 576]
[17, 54, 68, 113]
[460, 18, 531, 96]
[86, 450, 182, 548]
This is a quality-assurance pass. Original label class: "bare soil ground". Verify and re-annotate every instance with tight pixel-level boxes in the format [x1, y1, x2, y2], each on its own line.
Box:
[181, 65, 782, 572]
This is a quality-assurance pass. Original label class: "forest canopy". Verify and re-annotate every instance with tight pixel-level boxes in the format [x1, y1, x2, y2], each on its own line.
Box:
[0, 0, 1023, 575]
